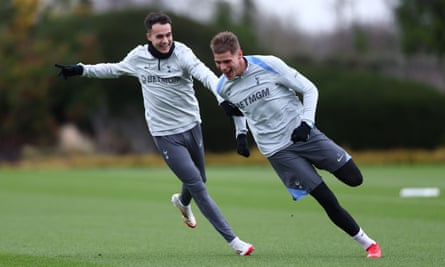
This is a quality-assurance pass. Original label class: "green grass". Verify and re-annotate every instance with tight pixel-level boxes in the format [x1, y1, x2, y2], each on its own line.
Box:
[0, 164, 444, 266]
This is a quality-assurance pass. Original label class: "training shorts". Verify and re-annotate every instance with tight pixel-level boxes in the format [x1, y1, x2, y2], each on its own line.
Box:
[267, 127, 351, 200]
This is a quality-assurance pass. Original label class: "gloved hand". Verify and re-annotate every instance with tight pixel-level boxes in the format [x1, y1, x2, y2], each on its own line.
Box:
[54, 64, 83, 79]
[220, 101, 243, 116]
[291, 121, 312, 143]
[236, 134, 250, 157]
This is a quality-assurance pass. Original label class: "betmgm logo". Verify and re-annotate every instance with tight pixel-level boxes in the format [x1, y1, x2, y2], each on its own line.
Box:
[140, 75, 179, 84]
[236, 88, 270, 109]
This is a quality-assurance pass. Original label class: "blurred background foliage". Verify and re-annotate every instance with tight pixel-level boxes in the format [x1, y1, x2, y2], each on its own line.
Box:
[1, 0, 445, 162]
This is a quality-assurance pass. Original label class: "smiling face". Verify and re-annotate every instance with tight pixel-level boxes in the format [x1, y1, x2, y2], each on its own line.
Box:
[146, 23, 173, 54]
[213, 49, 245, 80]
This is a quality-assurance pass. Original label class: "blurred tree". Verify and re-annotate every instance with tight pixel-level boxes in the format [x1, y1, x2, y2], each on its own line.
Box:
[213, 0, 231, 27]
[396, 0, 445, 57]
[0, 0, 93, 161]
[212, 0, 258, 53]
[1, 0, 53, 161]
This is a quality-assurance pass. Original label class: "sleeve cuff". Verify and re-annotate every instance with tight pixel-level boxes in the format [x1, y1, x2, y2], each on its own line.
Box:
[302, 119, 314, 128]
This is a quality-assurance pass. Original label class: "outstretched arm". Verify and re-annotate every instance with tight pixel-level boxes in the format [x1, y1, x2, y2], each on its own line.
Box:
[55, 46, 140, 80]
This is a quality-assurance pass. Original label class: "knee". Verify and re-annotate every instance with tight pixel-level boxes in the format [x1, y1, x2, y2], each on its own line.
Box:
[347, 172, 363, 187]
[185, 180, 206, 194]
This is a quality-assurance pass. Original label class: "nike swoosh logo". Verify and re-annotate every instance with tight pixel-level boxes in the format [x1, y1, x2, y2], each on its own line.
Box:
[337, 153, 344, 162]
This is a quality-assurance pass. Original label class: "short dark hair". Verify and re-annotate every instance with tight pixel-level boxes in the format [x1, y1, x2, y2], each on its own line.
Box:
[210, 31, 240, 55]
[144, 12, 172, 32]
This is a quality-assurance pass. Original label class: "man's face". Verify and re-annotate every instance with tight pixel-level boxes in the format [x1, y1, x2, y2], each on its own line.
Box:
[213, 50, 244, 80]
[146, 23, 173, 53]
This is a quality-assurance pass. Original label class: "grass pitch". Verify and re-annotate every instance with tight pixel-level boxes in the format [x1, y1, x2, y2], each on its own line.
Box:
[0, 164, 444, 266]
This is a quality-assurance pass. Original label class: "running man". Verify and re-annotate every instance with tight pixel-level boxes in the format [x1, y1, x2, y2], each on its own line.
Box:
[209, 31, 381, 258]
[54, 13, 254, 256]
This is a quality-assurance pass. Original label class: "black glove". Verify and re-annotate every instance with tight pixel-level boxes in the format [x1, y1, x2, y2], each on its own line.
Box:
[236, 134, 250, 157]
[291, 121, 312, 143]
[54, 64, 83, 79]
[220, 101, 243, 116]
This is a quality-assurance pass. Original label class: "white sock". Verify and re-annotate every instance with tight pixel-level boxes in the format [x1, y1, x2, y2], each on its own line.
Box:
[177, 196, 189, 208]
[352, 228, 376, 250]
[229, 237, 240, 247]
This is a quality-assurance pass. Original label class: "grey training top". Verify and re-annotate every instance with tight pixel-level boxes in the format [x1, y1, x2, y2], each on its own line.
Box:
[216, 55, 318, 157]
[81, 41, 222, 136]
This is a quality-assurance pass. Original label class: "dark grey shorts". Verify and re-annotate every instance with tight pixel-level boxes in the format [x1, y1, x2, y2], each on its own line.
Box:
[267, 127, 351, 200]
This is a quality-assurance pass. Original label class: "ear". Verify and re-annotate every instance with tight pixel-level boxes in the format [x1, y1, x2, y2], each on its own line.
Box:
[237, 49, 243, 58]
[145, 32, 151, 42]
